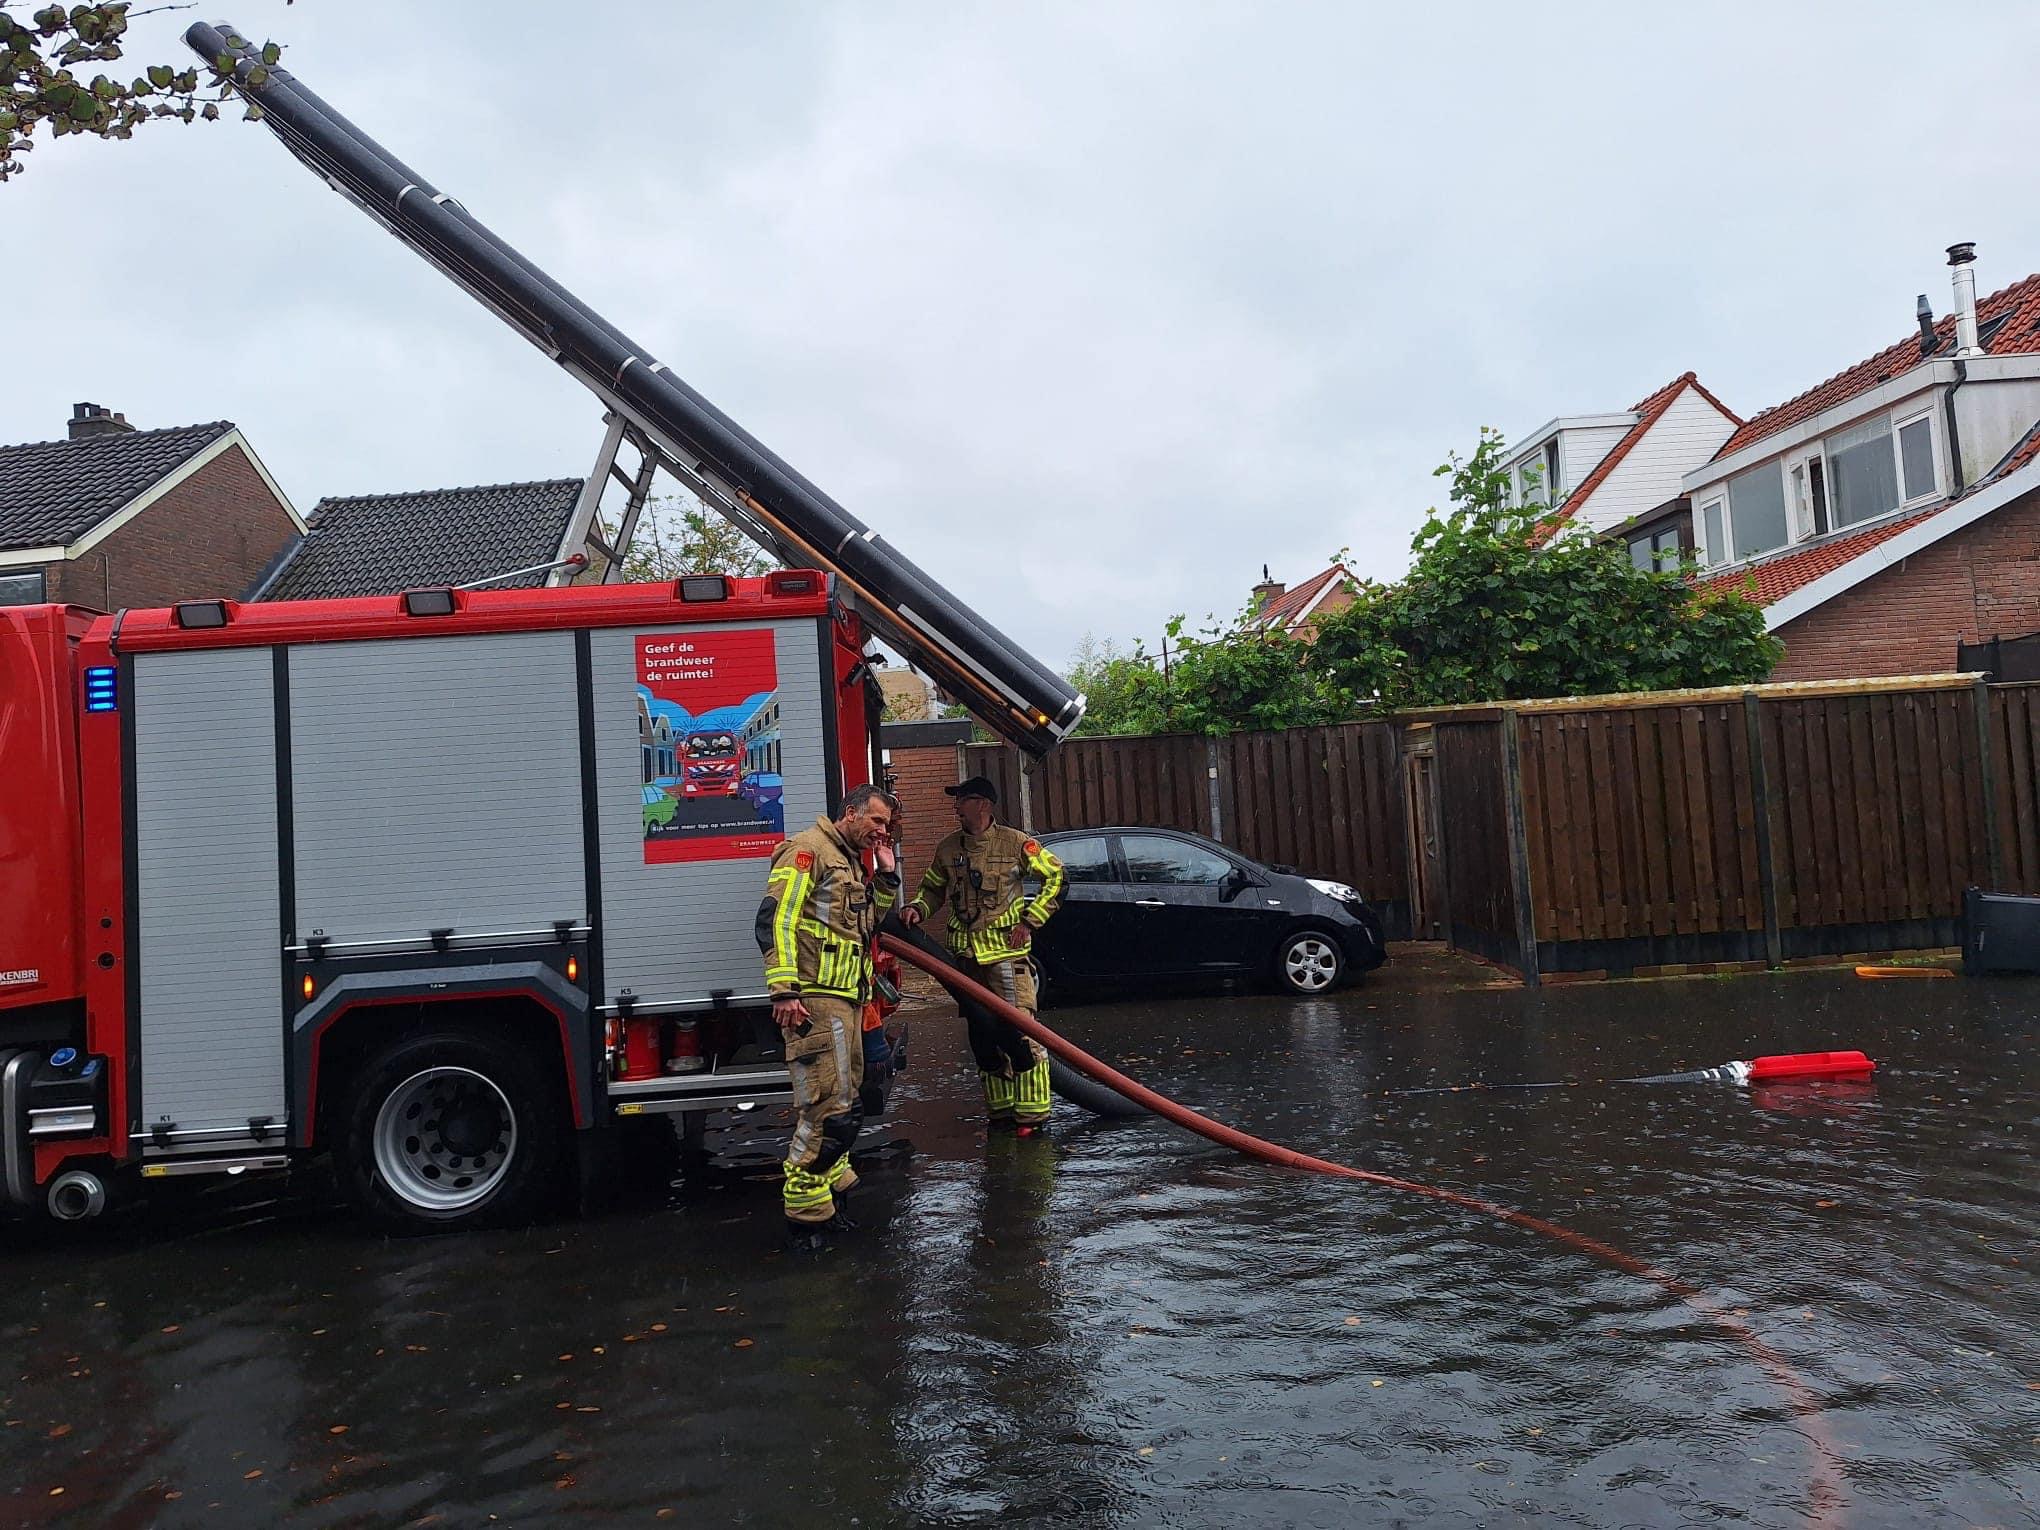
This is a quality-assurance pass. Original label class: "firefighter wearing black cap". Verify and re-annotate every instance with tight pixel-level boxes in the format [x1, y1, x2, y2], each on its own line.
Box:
[900, 776, 1064, 1134]
[756, 784, 898, 1241]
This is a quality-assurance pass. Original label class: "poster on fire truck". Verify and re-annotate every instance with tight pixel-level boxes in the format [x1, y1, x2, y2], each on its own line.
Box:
[637, 630, 785, 864]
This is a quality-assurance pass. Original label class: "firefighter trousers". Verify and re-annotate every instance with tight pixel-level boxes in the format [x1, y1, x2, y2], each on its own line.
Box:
[780, 994, 865, 1224]
[964, 957, 1051, 1125]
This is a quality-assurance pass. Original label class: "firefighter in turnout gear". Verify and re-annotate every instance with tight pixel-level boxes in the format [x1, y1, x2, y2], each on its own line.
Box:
[900, 776, 1064, 1134]
[756, 784, 898, 1241]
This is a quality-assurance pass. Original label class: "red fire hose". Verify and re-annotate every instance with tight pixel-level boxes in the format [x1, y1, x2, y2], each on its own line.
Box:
[880, 933, 1850, 1525]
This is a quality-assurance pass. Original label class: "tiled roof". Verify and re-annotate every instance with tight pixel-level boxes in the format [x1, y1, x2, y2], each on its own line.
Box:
[1539, 372, 1737, 536]
[1715, 272, 2040, 459]
[0, 421, 235, 551]
[1701, 507, 1944, 607]
[261, 479, 582, 600]
[1252, 563, 1352, 630]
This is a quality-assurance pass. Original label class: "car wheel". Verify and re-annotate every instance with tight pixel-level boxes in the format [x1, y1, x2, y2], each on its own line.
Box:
[1273, 929, 1344, 996]
[339, 1026, 565, 1234]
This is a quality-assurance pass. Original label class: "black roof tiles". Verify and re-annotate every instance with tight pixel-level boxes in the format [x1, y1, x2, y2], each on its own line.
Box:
[0, 421, 236, 551]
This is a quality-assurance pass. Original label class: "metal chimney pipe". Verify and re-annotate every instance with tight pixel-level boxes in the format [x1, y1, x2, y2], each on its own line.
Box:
[1948, 243, 1982, 357]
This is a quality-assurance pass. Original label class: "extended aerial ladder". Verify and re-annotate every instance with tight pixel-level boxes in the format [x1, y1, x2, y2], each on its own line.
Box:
[184, 21, 1083, 756]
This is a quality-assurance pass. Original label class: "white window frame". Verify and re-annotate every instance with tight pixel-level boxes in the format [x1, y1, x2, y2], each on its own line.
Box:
[1894, 407, 1940, 508]
[1697, 495, 1728, 566]
[1785, 444, 1830, 543]
[1543, 437, 1562, 501]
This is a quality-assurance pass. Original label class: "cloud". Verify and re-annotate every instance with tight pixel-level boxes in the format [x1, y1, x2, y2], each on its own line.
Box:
[11, 0, 2040, 668]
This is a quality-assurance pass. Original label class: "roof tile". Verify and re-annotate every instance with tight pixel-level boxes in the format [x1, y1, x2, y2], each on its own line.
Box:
[1700, 507, 1943, 607]
[1253, 564, 1351, 629]
[0, 421, 235, 551]
[1716, 272, 2040, 459]
[261, 479, 583, 600]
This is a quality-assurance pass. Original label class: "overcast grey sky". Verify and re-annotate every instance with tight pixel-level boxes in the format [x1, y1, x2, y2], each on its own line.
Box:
[11, 2, 2040, 666]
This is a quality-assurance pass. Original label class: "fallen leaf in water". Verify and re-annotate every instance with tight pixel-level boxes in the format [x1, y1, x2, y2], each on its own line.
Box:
[657, 1510, 677, 1519]
[734, 1338, 754, 1349]
[1526, 1426, 1544, 1436]
[575, 1406, 600, 1414]
[650, 1323, 668, 1333]
[164, 1491, 182, 1501]
[1342, 1317, 1361, 1327]
[328, 1425, 347, 1436]
[1370, 1379, 1383, 1388]
[591, 1346, 605, 1356]
[554, 1476, 575, 1490]
[161, 1325, 179, 1334]
[243, 1470, 263, 1480]
[1815, 1200, 1838, 1209]
[558, 1354, 574, 1363]
[1138, 1447, 1154, 1457]
[48, 1487, 64, 1497]
[554, 1403, 572, 1411]
[48, 1424, 70, 1439]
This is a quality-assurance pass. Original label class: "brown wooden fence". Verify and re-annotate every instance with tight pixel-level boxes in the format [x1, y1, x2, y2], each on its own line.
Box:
[955, 674, 2040, 982]
[964, 724, 1411, 936]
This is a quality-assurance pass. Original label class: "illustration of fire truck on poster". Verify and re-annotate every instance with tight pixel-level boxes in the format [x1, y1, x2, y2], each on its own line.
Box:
[637, 629, 786, 862]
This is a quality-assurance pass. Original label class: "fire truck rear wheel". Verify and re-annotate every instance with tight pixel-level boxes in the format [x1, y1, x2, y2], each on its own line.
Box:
[339, 1028, 564, 1232]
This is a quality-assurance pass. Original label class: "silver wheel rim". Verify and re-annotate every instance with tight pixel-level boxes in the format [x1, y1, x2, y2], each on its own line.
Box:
[372, 1066, 517, 1213]
[1284, 936, 1339, 992]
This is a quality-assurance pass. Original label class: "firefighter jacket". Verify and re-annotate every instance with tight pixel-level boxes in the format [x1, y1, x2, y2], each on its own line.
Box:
[909, 823, 1064, 963]
[758, 817, 898, 999]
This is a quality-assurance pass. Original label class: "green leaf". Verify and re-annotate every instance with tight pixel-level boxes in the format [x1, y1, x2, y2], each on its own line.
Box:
[260, 42, 281, 66]
[146, 63, 171, 88]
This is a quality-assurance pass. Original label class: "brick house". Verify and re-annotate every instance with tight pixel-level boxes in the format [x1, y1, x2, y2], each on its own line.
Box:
[0, 402, 304, 609]
[1689, 245, 2040, 680]
[879, 718, 973, 887]
[1247, 563, 1357, 637]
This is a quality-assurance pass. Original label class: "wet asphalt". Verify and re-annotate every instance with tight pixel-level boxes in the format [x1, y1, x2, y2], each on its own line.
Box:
[0, 959, 2034, 1527]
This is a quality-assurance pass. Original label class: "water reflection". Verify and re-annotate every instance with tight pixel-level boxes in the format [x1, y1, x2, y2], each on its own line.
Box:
[0, 968, 2033, 1526]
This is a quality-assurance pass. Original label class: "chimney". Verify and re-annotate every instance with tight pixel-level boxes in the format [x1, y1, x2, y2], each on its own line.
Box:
[68, 402, 135, 440]
[1251, 564, 1285, 611]
[1947, 243, 1982, 358]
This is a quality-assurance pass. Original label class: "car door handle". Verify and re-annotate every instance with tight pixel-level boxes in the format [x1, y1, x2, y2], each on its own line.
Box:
[1133, 899, 1167, 908]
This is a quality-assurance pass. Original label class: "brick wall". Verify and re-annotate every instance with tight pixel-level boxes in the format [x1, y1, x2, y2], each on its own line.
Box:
[44, 443, 298, 611]
[886, 742, 962, 889]
[1772, 487, 2040, 681]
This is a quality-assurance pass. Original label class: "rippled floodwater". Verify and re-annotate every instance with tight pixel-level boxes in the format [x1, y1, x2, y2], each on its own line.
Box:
[1, 966, 2034, 1527]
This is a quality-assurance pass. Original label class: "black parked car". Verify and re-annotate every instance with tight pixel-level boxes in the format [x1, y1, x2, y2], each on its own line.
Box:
[1029, 826, 1386, 999]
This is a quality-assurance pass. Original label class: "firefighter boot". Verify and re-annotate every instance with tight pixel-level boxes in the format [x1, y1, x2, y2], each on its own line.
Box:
[1012, 1038, 1052, 1136]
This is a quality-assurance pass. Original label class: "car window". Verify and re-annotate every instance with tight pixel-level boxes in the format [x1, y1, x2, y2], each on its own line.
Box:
[1122, 835, 1232, 885]
[1047, 834, 1116, 885]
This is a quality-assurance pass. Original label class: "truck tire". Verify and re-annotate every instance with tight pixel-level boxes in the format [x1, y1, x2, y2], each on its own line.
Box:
[338, 1027, 565, 1233]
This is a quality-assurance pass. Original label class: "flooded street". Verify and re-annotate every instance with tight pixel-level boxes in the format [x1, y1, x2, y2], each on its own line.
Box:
[2, 962, 2034, 1527]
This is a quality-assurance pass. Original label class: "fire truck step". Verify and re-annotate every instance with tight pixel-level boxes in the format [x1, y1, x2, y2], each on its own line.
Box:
[138, 1154, 291, 1179]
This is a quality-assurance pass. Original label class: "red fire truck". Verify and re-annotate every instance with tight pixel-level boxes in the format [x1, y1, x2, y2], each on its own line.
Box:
[0, 28, 1084, 1232]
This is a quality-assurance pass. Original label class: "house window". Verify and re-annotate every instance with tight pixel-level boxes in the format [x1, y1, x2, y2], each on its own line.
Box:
[1627, 524, 1684, 571]
[0, 570, 46, 605]
[1729, 463, 1788, 560]
[1543, 439, 1561, 500]
[1826, 414, 1900, 527]
[1699, 499, 1726, 566]
[1788, 453, 1829, 540]
[1898, 412, 1936, 502]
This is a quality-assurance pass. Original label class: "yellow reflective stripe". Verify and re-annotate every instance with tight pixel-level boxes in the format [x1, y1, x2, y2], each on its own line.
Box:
[910, 864, 945, 920]
[782, 1161, 834, 1209]
[768, 863, 809, 983]
[1015, 1057, 1051, 1114]
[1022, 842, 1064, 927]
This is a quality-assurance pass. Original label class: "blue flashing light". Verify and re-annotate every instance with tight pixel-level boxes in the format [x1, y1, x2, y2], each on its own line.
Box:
[83, 666, 118, 713]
